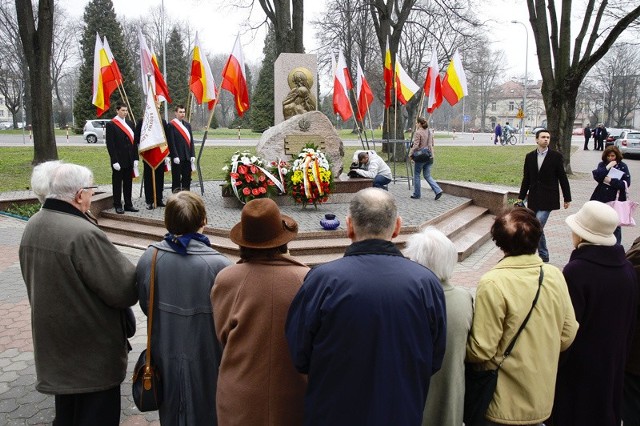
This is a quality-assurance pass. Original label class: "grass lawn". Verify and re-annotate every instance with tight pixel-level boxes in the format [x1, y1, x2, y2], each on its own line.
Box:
[0, 145, 532, 193]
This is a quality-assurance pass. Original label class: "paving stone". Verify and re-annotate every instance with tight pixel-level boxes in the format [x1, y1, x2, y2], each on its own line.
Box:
[0, 370, 19, 383]
[4, 361, 28, 372]
[9, 400, 41, 419]
[0, 398, 18, 413]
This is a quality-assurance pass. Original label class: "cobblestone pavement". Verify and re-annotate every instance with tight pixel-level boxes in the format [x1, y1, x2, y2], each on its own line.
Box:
[0, 145, 639, 424]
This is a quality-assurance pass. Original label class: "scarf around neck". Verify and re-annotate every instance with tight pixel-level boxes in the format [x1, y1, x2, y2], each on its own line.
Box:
[164, 232, 211, 255]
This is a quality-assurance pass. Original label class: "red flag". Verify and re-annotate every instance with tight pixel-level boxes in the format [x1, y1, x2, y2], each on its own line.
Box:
[424, 47, 443, 113]
[333, 51, 352, 121]
[383, 36, 393, 108]
[151, 54, 171, 103]
[103, 36, 123, 83]
[139, 85, 169, 169]
[356, 60, 374, 122]
[221, 35, 250, 117]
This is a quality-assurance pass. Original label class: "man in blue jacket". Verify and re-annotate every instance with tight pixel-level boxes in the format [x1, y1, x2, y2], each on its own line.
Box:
[285, 188, 447, 426]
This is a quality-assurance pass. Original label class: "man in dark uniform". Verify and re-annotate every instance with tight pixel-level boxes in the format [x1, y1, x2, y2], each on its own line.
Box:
[134, 101, 168, 210]
[105, 103, 139, 214]
[167, 104, 195, 192]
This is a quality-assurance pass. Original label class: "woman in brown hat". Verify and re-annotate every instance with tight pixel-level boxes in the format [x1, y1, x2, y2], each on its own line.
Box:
[211, 198, 309, 426]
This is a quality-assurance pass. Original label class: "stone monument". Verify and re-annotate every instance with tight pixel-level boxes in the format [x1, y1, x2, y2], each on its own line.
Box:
[274, 53, 318, 124]
[256, 111, 344, 178]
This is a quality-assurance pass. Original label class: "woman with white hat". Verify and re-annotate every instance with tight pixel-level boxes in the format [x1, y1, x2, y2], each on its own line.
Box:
[549, 201, 639, 426]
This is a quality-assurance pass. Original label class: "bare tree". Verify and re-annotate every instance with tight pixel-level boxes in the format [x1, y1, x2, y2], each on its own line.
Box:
[593, 43, 640, 127]
[0, 0, 28, 128]
[527, 0, 640, 172]
[465, 39, 506, 131]
[51, 8, 80, 128]
[15, 0, 56, 163]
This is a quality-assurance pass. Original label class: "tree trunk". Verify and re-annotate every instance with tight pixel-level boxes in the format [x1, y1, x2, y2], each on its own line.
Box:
[15, 0, 56, 164]
[544, 83, 577, 174]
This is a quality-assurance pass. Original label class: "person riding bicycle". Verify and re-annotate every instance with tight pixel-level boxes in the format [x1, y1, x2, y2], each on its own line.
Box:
[504, 121, 516, 140]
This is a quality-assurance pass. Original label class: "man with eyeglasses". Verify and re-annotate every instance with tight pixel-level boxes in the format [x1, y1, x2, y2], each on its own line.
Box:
[19, 162, 138, 425]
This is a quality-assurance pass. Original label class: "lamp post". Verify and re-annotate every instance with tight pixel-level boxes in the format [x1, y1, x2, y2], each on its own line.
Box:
[512, 20, 528, 142]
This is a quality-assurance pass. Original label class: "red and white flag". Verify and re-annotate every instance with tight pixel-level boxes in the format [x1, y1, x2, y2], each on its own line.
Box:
[424, 47, 443, 113]
[333, 50, 353, 121]
[138, 30, 171, 103]
[221, 35, 250, 117]
[355, 59, 374, 122]
[139, 84, 169, 169]
[190, 32, 217, 110]
[102, 36, 123, 83]
[92, 33, 117, 117]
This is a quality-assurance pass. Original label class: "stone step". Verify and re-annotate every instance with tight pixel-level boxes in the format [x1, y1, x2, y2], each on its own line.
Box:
[99, 200, 493, 266]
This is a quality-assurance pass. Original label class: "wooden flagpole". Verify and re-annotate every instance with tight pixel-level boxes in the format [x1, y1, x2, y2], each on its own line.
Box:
[349, 87, 367, 150]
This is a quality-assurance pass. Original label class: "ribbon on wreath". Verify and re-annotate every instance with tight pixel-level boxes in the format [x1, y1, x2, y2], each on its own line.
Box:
[302, 153, 324, 200]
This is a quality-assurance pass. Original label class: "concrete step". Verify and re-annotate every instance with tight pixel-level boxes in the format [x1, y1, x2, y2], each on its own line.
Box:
[99, 201, 494, 266]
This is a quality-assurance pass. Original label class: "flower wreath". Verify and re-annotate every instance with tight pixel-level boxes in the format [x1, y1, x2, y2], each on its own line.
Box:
[286, 146, 333, 207]
[222, 151, 284, 204]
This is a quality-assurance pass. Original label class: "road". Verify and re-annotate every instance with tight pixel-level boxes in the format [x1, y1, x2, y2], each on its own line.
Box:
[0, 132, 585, 148]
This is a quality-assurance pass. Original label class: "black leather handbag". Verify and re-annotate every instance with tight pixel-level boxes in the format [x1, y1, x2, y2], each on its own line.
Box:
[132, 249, 162, 412]
[463, 266, 543, 426]
[412, 147, 433, 163]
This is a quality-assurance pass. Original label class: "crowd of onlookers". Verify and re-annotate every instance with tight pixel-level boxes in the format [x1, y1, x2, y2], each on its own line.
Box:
[18, 145, 639, 426]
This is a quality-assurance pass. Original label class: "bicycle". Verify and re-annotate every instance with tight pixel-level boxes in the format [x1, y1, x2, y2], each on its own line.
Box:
[501, 130, 517, 145]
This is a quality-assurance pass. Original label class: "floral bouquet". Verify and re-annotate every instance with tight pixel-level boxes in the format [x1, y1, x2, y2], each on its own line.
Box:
[286, 146, 333, 207]
[222, 151, 284, 204]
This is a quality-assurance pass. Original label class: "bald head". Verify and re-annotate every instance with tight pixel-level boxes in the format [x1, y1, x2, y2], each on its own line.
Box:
[347, 188, 401, 241]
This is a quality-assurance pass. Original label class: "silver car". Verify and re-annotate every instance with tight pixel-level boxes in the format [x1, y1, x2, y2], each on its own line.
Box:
[616, 130, 640, 157]
[83, 119, 110, 143]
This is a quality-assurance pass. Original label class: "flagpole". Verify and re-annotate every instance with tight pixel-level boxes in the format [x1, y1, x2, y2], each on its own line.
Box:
[418, 90, 426, 119]
[194, 99, 218, 195]
[349, 87, 367, 150]
[117, 81, 136, 123]
[364, 98, 376, 150]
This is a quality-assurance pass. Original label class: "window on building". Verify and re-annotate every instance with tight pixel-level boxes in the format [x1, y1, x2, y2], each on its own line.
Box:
[0, 111, 4, 117]
[0, 97, 4, 105]
[509, 101, 515, 111]
[491, 102, 496, 111]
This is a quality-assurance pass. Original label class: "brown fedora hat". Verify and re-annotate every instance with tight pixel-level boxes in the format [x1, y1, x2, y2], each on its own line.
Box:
[229, 198, 299, 249]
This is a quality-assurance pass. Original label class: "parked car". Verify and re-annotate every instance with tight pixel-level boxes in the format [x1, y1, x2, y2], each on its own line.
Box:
[605, 127, 630, 147]
[615, 130, 640, 158]
[572, 128, 584, 135]
[83, 119, 110, 143]
[0, 122, 12, 130]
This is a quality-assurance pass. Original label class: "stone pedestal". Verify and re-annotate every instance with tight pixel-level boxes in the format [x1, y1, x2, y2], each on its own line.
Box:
[274, 53, 318, 124]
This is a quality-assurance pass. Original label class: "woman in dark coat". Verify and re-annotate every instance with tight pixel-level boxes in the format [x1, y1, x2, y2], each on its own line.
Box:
[549, 201, 639, 426]
[136, 192, 232, 425]
[590, 145, 631, 245]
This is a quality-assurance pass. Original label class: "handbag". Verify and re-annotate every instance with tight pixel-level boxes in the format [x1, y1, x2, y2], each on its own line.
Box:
[607, 182, 638, 227]
[412, 147, 433, 163]
[463, 266, 544, 426]
[132, 249, 163, 411]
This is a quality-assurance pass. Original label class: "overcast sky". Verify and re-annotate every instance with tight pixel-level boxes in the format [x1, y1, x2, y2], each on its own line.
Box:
[63, 0, 540, 81]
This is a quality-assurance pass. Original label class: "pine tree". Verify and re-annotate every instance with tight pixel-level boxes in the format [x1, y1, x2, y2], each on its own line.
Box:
[161, 26, 189, 110]
[73, 0, 142, 129]
[250, 26, 276, 132]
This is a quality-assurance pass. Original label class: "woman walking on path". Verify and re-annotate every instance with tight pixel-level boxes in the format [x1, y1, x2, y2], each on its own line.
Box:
[410, 117, 443, 200]
[590, 146, 631, 245]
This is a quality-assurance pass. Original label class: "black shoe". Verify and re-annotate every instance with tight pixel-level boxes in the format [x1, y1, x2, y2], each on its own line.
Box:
[115, 207, 125, 214]
[124, 206, 139, 212]
[146, 203, 154, 210]
[410, 195, 419, 199]
[156, 201, 166, 207]
[435, 192, 443, 200]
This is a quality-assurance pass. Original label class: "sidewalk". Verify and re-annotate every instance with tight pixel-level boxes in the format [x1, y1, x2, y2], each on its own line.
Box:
[0, 147, 638, 424]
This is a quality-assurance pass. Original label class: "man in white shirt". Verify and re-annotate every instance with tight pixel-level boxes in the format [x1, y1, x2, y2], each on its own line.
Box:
[351, 151, 393, 190]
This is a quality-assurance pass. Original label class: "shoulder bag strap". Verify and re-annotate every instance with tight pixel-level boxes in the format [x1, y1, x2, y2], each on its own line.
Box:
[144, 248, 158, 369]
[498, 265, 544, 368]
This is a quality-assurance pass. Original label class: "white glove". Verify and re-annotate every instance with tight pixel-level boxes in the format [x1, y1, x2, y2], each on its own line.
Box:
[190, 157, 195, 163]
[164, 156, 172, 171]
[173, 157, 180, 165]
[133, 160, 139, 168]
[112, 162, 121, 171]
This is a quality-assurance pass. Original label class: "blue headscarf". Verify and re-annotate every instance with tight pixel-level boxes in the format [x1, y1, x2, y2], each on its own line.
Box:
[164, 232, 211, 255]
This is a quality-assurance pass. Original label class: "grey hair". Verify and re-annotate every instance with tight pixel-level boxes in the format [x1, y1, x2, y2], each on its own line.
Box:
[31, 160, 63, 203]
[47, 163, 94, 202]
[348, 188, 398, 239]
[405, 226, 457, 282]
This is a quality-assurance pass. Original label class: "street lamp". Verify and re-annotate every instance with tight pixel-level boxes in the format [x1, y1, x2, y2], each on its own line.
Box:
[512, 20, 528, 142]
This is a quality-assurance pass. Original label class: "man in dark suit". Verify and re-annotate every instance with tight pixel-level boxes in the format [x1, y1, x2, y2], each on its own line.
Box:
[167, 104, 195, 192]
[517, 129, 572, 262]
[106, 103, 139, 214]
[583, 124, 591, 150]
[594, 123, 608, 151]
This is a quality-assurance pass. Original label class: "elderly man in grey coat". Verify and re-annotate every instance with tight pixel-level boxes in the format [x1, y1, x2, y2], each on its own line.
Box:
[19, 162, 137, 425]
